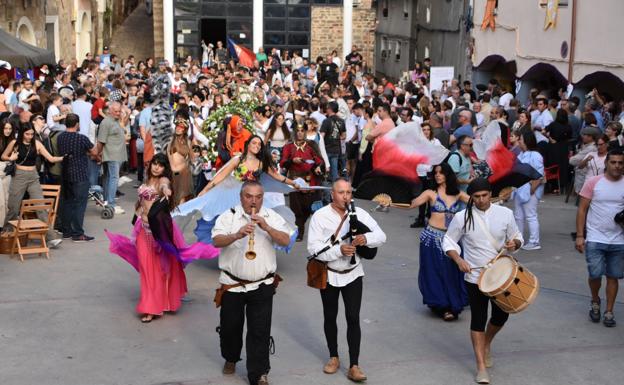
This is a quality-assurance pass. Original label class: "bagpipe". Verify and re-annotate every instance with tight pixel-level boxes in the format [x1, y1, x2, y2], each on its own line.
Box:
[307, 200, 377, 263]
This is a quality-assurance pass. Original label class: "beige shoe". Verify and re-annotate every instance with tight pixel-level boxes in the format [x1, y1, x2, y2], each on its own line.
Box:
[323, 357, 340, 374]
[475, 369, 490, 384]
[485, 351, 493, 368]
[347, 365, 367, 382]
[222, 361, 236, 375]
[257, 374, 269, 385]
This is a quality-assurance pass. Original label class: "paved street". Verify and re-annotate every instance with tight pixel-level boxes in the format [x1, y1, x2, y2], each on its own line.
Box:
[1, 182, 623, 385]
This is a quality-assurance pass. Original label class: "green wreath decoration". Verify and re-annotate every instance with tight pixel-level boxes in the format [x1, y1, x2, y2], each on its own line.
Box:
[201, 97, 260, 162]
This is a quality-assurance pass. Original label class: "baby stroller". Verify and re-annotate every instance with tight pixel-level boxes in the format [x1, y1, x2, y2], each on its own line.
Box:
[89, 185, 115, 219]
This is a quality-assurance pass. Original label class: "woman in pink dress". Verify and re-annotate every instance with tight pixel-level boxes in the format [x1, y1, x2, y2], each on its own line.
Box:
[106, 153, 219, 323]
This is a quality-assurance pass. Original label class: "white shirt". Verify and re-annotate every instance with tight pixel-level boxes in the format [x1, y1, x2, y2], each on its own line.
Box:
[46, 104, 63, 131]
[580, 175, 624, 244]
[18, 89, 33, 110]
[442, 204, 523, 284]
[310, 110, 326, 126]
[307, 205, 387, 287]
[346, 114, 365, 143]
[71, 99, 93, 137]
[499, 92, 513, 109]
[212, 205, 293, 292]
[533, 109, 554, 131]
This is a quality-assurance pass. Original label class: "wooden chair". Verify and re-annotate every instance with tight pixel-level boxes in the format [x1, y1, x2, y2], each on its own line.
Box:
[8, 198, 55, 262]
[41, 184, 61, 230]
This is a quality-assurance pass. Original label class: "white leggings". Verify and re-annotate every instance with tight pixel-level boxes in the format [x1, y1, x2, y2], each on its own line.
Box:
[514, 194, 540, 245]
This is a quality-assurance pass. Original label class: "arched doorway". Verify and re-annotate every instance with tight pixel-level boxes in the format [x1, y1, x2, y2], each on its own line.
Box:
[76, 11, 92, 61]
[16, 17, 36, 45]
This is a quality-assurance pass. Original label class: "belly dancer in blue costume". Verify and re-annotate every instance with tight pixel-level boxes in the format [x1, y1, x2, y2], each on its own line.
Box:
[173, 135, 300, 246]
[407, 163, 470, 321]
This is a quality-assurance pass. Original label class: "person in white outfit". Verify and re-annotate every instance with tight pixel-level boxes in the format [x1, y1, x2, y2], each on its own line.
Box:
[513, 131, 545, 250]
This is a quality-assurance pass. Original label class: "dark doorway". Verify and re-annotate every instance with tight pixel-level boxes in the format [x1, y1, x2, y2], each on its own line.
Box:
[201, 18, 227, 49]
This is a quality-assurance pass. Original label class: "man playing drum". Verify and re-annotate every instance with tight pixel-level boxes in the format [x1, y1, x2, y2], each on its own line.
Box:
[442, 178, 523, 384]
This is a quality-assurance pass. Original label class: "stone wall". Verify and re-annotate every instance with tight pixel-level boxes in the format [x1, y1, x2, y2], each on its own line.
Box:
[0, 0, 47, 48]
[311, 2, 377, 70]
[0, 0, 136, 65]
[152, 0, 164, 59]
[45, 0, 76, 61]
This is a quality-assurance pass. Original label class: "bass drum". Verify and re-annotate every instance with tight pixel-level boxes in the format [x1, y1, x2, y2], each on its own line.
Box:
[478, 255, 539, 314]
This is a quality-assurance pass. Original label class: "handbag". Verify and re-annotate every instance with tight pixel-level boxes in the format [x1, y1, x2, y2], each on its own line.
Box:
[4, 162, 16, 177]
[307, 259, 328, 290]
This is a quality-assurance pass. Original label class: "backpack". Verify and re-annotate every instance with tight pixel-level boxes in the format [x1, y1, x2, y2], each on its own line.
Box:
[130, 115, 140, 140]
[44, 131, 63, 177]
[443, 151, 463, 167]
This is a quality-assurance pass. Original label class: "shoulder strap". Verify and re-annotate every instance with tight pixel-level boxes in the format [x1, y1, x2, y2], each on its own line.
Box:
[472, 211, 501, 252]
[445, 151, 463, 166]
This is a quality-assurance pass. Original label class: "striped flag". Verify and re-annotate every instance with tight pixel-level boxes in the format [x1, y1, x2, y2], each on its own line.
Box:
[227, 38, 256, 68]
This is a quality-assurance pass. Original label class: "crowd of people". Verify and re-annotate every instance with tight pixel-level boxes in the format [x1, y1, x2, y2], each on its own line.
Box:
[1, 41, 623, 385]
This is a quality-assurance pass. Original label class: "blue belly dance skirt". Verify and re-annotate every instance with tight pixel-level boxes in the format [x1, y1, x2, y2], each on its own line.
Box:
[418, 226, 468, 314]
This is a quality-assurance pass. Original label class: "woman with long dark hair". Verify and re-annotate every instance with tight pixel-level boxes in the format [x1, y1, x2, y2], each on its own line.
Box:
[174, 135, 299, 244]
[265, 113, 291, 162]
[167, 112, 195, 205]
[412, 122, 442, 228]
[405, 163, 470, 320]
[106, 153, 219, 323]
[1, 122, 63, 227]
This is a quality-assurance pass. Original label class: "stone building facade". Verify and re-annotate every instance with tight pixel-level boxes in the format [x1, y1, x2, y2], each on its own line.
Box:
[375, 0, 471, 82]
[0, 0, 137, 64]
[472, 0, 624, 100]
[159, 0, 377, 68]
[310, 0, 376, 66]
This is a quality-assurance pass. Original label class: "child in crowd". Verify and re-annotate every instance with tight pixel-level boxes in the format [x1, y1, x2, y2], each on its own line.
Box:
[192, 145, 213, 196]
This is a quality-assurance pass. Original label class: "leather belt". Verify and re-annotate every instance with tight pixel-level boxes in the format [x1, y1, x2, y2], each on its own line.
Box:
[327, 265, 358, 275]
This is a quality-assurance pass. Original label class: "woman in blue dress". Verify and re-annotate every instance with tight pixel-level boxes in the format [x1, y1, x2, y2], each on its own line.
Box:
[409, 163, 470, 321]
[173, 135, 300, 244]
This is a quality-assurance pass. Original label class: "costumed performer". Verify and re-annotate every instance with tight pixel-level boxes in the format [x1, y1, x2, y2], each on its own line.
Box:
[280, 123, 324, 241]
[212, 180, 292, 385]
[442, 178, 523, 384]
[307, 179, 386, 382]
[403, 163, 469, 320]
[168, 110, 196, 205]
[106, 153, 219, 323]
[216, 114, 252, 169]
[174, 135, 300, 244]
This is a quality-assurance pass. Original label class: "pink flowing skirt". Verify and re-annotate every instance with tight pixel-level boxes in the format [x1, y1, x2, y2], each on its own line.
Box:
[105, 219, 220, 315]
[135, 227, 187, 315]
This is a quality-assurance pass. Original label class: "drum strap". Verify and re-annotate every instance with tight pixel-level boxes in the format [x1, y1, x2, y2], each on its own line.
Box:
[473, 211, 501, 252]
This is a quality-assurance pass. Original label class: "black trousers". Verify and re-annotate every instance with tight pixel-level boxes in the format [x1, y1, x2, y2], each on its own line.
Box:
[320, 276, 363, 367]
[466, 282, 509, 332]
[288, 191, 319, 237]
[220, 283, 275, 385]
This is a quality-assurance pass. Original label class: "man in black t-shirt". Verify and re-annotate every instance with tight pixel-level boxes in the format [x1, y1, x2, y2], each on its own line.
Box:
[320, 55, 339, 86]
[345, 46, 363, 66]
[320, 101, 346, 181]
[57, 113, 98, 242]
